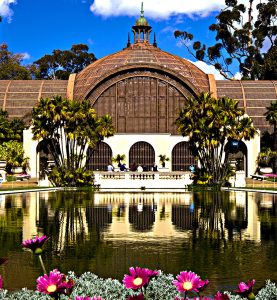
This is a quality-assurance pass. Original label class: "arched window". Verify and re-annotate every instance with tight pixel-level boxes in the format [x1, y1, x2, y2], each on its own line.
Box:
[171, 142, 196, 171]
[86, 142, 112, 171]
[129, 142, 155, 171]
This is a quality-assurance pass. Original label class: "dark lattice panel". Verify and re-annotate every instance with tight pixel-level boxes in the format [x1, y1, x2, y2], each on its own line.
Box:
[92, 76, 188, 134]
[0, 80, 68, 118]
[171, 142, 196, 171]
[87, 142, 112, 171]
[129, 141, 155, 171]
[216, 80, 277, 134]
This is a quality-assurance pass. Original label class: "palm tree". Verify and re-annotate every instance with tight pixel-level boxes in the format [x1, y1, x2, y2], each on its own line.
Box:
[176, 92, 257, 186]
[112, 154, 126, 166]
[31, 96, 115, 186]
[158, 154, 170, 168]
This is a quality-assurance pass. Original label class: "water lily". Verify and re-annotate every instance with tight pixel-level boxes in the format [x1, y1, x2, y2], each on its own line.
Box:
[173, 271, 205, 294]
[234, 279, 255, 299]
[0, 275, 2, 289]
[36, 269, 74, 298]
[123, 267, 157, 290]
[214, 291, 230, 300]
[22, 235, 49, 254]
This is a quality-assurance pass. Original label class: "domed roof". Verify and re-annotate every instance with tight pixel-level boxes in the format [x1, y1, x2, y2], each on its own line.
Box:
[135, 16, 149, 26]
[73, 43, 210, 100]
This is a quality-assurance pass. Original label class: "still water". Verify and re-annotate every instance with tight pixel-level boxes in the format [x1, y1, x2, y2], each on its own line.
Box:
[0, 190, 276, 295]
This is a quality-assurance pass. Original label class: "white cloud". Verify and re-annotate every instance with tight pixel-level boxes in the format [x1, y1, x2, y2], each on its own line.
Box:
[0, 0, 17, 22]
[90, 0, 267, 21]
[90, 0, 226, 19]
[191, 60, 225, 80]
[20, 52, 31, 60]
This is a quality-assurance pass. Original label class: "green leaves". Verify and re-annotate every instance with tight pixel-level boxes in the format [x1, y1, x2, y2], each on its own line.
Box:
[176, 92, 257, 185]
[31, 96, 115, 186]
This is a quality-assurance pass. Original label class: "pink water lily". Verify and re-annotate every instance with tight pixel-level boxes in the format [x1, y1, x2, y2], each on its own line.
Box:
[22, 235, 49, 254]
[0, 275, 2, 289]
[173, 271, 205, 293]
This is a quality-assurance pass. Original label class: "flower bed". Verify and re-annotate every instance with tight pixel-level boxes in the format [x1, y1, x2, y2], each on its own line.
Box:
[0, 236, 277, 299]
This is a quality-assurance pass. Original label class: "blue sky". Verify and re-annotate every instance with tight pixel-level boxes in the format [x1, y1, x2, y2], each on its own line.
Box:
[0, 0, 259, 78]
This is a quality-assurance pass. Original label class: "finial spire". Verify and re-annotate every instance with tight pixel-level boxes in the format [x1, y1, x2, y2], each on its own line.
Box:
[153, 32, 157, 47]
[140, 2, 144, 17]
[127, 32, 131, 47]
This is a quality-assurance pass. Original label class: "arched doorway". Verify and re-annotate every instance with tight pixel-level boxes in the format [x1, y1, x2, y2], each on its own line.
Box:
[225, 140, 248, 176]
[86, 142, 112, 171]
[36, 140, 54, 180]
[129, 142, 155, 171]
[171, 142, 196, 171]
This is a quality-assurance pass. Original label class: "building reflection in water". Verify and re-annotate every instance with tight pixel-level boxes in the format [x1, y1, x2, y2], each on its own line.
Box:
[0, 190, 277, 292]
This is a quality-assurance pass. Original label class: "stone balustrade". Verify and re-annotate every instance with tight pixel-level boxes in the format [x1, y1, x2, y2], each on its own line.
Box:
[93, 171, 193, 190]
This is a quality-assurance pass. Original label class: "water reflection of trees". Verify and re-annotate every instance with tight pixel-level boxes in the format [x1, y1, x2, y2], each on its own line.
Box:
[256, 193, 277, 241]
[173, 191, 248, 240]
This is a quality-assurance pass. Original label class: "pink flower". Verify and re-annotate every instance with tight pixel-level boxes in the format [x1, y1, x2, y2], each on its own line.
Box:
[234, 279, 255, 297]
[22, 235, 49, 254]
[172, 271, 204, 293]
[214, 291, 230, 300]
[198, 279, 209, 292]
[0, 275, 2, 289]
[36, 269, 74, 297]
[123, 267, 154, 290]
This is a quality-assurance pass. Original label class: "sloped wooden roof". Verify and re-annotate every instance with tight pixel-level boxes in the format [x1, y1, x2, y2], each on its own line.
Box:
[216, 80, 277, 133]
[0, 80, 68, 118]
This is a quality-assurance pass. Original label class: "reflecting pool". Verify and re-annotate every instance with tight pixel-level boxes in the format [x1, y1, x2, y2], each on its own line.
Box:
[0, 190, 276, 295]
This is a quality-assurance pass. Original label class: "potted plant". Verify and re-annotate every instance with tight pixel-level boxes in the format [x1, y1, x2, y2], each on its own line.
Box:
[112, 154, 126, 167]
[158, 154, 170, 168]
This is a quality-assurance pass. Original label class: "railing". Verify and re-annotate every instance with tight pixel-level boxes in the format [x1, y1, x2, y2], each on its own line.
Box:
[93, 171, 193, 190]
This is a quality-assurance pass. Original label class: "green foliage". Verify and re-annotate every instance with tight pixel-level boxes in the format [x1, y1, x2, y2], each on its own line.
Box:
[175, 0, 277, 80]
[0, 43, 31, 79]
[176, 92, 257, 185]
[0, 109, 25, 142]
[31, 96, 114, 186]
[48, 166, 93, 187]
[257, 148, 277, 167]
[0, 141, 29, 174]
[32, 44, 97, 80]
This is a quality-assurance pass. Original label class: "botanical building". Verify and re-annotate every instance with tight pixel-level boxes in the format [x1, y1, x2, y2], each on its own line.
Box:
[1, 8, 276, 178]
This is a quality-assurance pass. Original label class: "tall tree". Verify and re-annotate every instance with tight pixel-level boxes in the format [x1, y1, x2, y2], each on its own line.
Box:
[0, 43, 31, 79]
[33, 44, 97, 80]
[175, 0, 277, 80]
[176, 92, 257, 186]
[31, 96, 114, 186]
